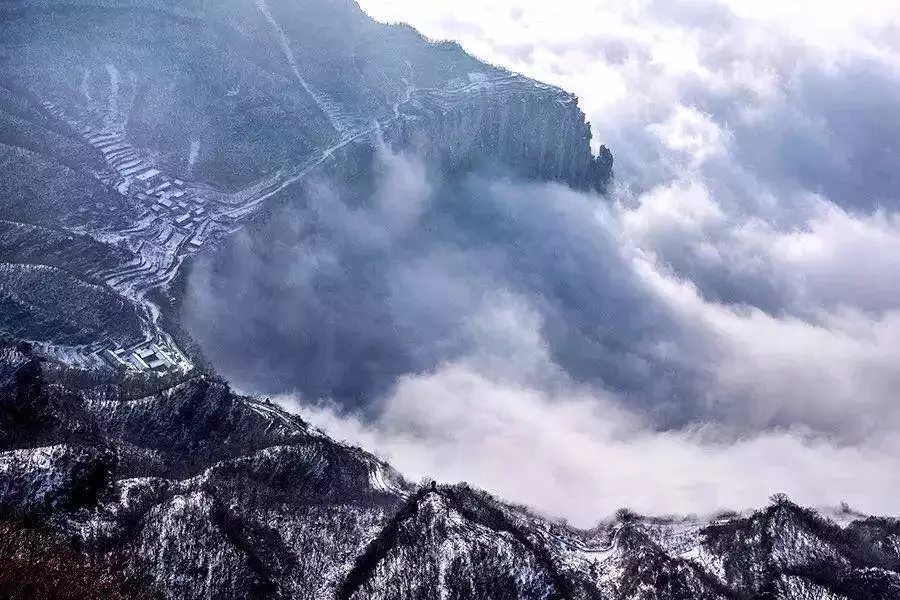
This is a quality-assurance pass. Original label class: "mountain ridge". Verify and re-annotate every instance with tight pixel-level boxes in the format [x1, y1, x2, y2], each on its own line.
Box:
[1, 343, 898, 599]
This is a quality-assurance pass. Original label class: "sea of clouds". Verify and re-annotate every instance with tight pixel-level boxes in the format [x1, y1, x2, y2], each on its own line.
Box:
[185, 0, 900, 525]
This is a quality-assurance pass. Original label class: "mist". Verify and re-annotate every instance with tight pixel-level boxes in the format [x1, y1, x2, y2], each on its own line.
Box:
[183, 0, 900, 524]
[184, 147, 692, 418]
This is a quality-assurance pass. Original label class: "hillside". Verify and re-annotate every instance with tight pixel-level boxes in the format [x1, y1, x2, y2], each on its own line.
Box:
[1, 344, 897, 599]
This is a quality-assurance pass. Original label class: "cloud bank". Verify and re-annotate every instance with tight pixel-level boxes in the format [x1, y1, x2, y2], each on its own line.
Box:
[184, 0, 900, 524]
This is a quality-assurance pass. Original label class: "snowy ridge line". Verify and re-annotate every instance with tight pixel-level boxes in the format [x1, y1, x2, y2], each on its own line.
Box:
[2, 340, 896, 598]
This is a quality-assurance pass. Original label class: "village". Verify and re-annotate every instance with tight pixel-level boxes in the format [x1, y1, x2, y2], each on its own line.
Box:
[31, 96, 240, 376]
[79, 124, 212, 253]
[101, 335, 193, 374]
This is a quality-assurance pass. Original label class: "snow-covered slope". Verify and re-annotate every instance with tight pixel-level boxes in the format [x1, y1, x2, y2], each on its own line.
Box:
[1, 344, 898, 599]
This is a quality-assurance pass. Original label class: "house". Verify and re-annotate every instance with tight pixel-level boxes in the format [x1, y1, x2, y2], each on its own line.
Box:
[136, 168, 161, 182]
[103, 348, 132, 369]
[148, 181, 171, 195]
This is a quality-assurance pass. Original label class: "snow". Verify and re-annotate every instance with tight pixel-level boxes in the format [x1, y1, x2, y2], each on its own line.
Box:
[255, 0, 351, 134]
[778, 575, 848, 600]
[0, 445, 72, 506]
[366, 460, 406, 496]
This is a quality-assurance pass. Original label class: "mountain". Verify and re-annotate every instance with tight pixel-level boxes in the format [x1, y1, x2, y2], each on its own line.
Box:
[0, 0, 611, 378]
[1, 343, 899, 600]
[1, 1, 898, 598]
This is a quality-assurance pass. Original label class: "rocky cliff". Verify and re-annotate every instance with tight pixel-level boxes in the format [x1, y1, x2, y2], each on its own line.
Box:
[386, 76, 613, 190]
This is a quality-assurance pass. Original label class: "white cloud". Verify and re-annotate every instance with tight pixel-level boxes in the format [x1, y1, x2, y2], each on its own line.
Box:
[164, 0, 900, 523]
[290, 293, 900, 526]
[632, 254, 900, 440]
[263, 0, 900, 521]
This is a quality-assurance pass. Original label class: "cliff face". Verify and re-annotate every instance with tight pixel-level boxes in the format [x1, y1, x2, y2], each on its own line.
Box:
[387, 76, 613, 191]
[1, 345, 898, 600]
